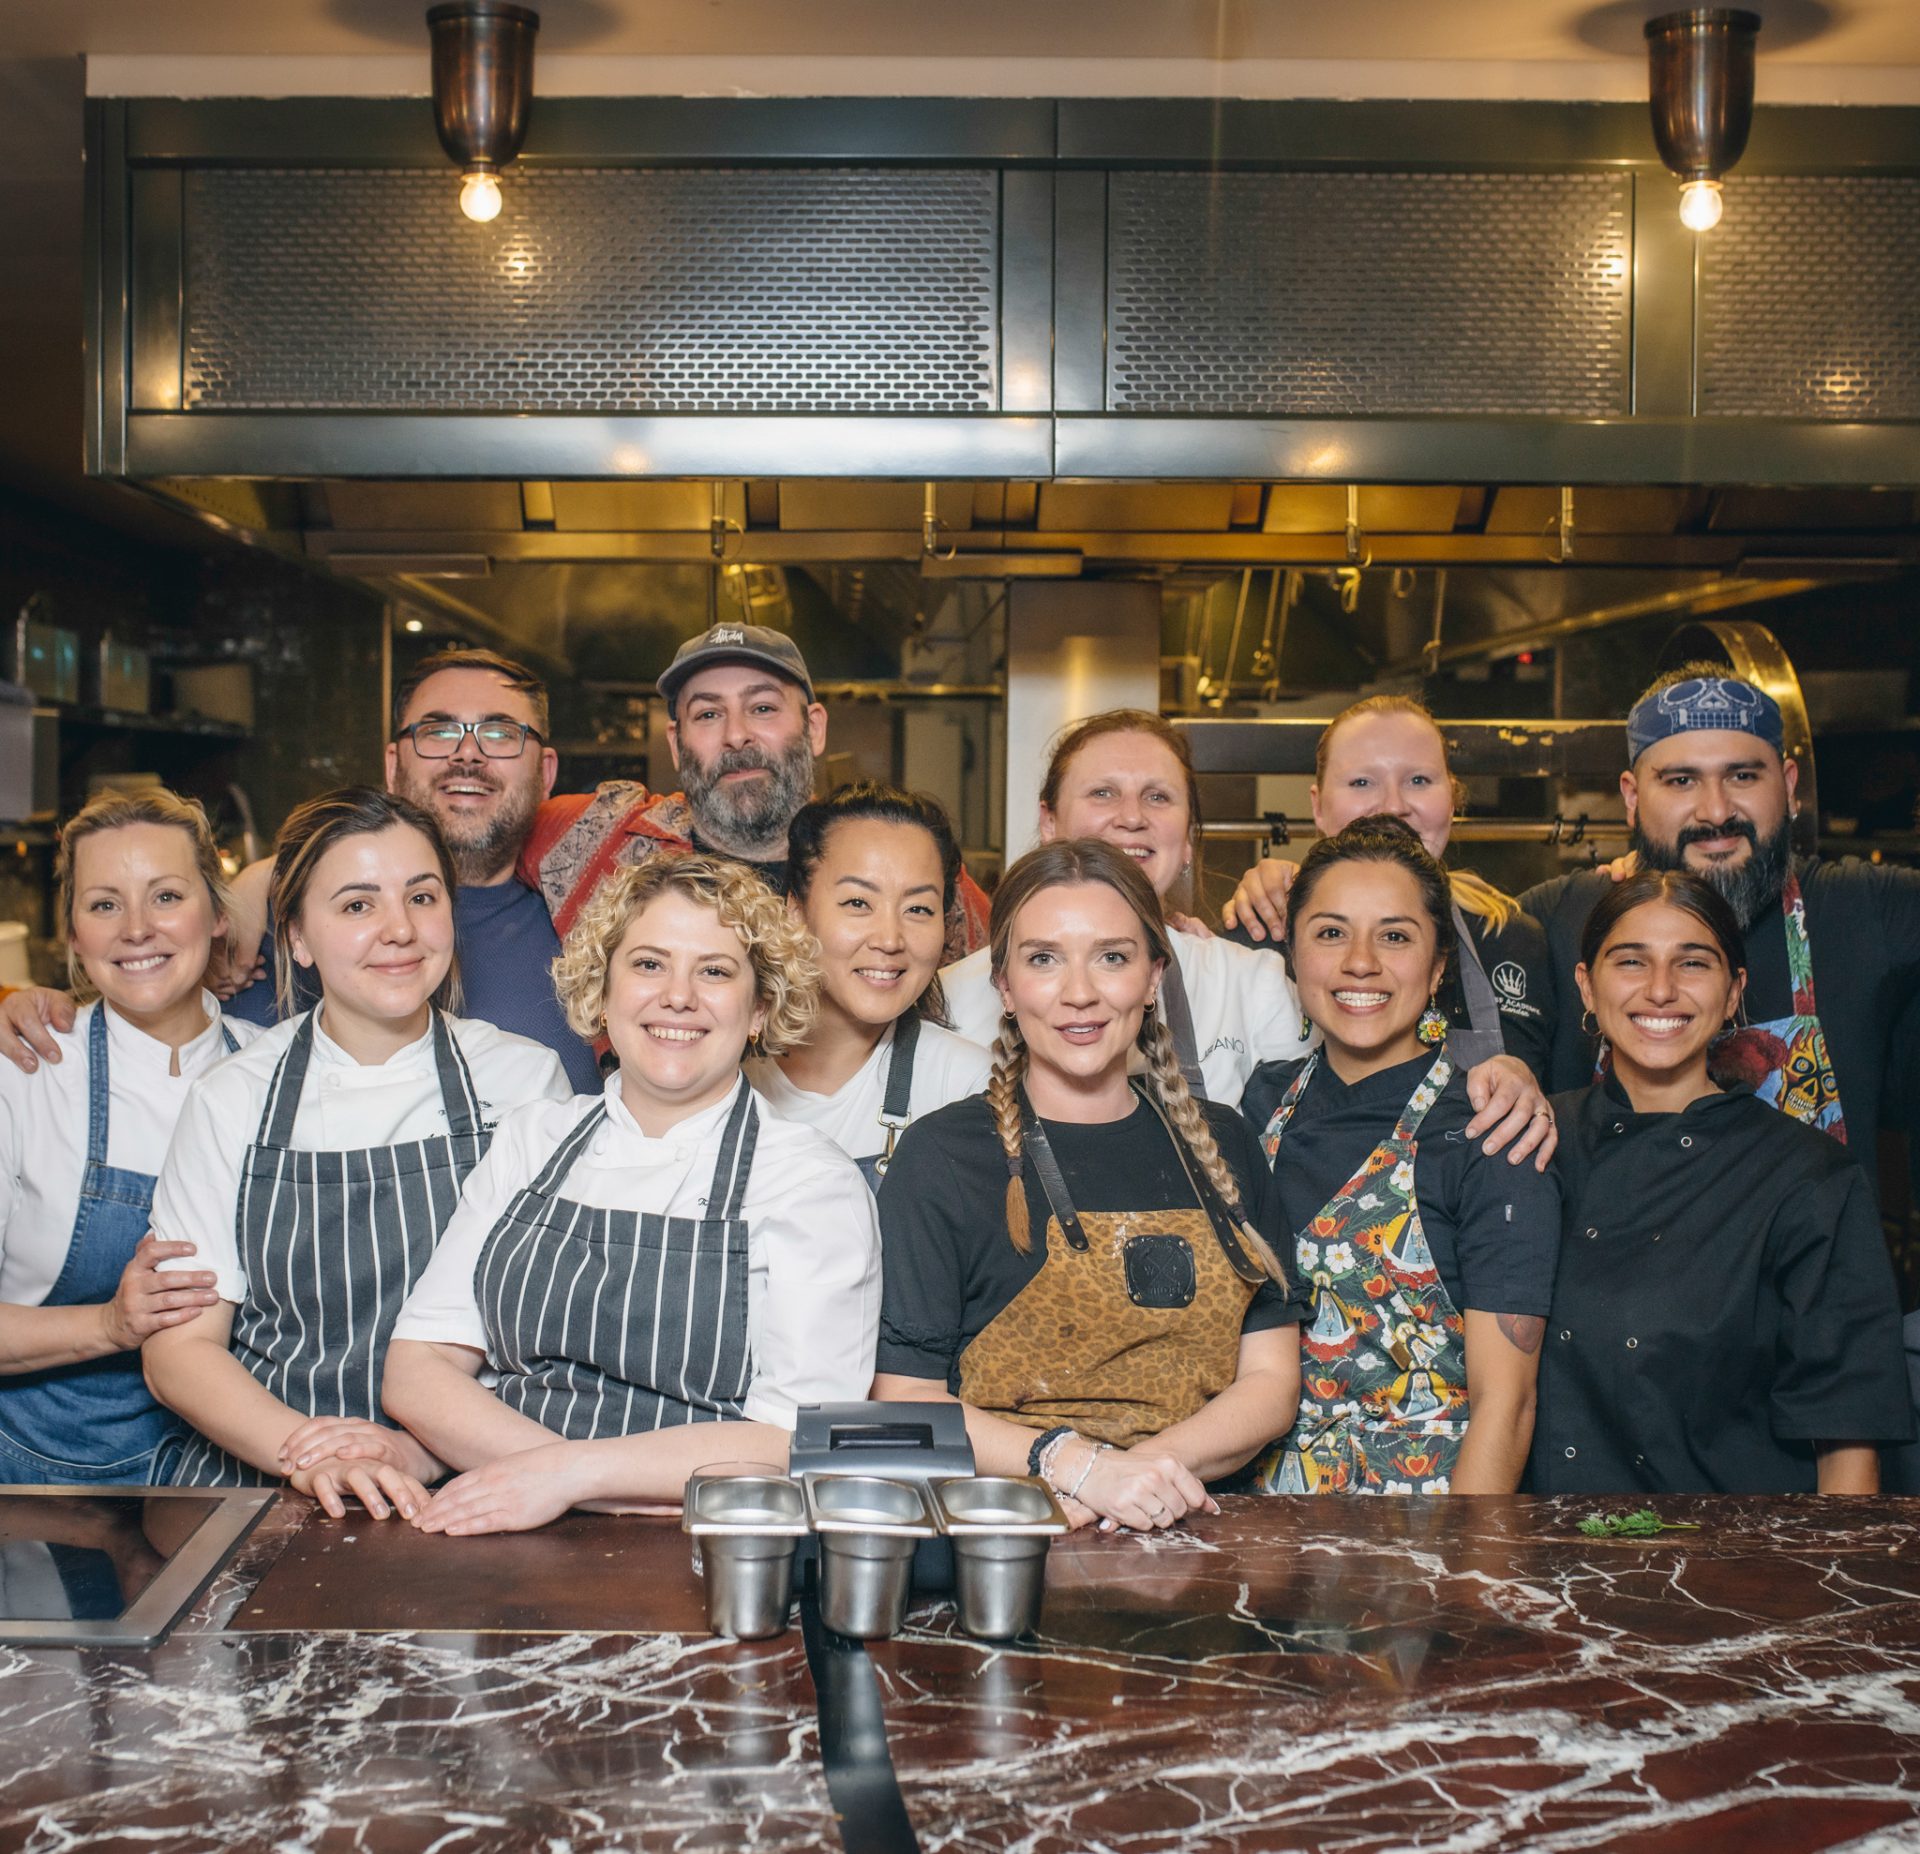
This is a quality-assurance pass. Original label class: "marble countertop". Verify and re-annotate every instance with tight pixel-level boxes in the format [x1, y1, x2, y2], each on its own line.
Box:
[2, 1493, 1917, 1852]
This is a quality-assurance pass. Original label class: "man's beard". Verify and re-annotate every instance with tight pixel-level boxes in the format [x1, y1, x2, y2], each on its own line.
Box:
[1631, 811, 1794, 928]
[393, 761, 543, 887]
[679, 734, 816, 859]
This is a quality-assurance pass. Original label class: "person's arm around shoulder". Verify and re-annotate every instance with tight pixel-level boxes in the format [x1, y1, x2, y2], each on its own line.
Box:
[1220, 856, 1301, 943]
[0, 988, 78, 1072]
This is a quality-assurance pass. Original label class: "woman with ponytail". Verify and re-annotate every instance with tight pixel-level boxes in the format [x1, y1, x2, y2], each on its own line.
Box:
[1241, 817, 1560, 1497]
[872, 840, 1305, 1532]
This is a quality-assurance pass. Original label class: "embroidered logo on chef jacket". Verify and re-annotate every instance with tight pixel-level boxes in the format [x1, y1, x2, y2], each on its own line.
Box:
[1202, 1034, 1246, 1062]
[1491, 962, 1539, 1018]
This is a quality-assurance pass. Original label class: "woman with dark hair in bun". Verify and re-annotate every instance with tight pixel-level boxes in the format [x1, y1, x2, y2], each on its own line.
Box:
[1530, 868, 1911, 1495]
[1241, 816, 1560, 1496]
[746, 783, 988, 1188]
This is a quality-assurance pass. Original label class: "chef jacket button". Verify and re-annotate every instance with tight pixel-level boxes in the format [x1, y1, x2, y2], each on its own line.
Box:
[1680, 1136, 1694, 1149]
[1634, 1454, 1645, 1466]
[1585, 1227, 1598, 1239]
[1612, 1122, 1625, 1134]
[1625, 1337, 1638, 1349]
[1651, 1232, 1661, 1242]
[1564, 1446, 1577, 1459]
[1559, 1328, 1571, 1341]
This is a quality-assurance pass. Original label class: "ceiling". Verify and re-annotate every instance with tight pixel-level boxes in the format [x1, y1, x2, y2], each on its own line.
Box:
[4, 1, 1920, 554]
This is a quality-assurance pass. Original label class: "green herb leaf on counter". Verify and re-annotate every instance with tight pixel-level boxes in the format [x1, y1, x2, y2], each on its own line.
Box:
[1576, 1508, 1702, 1539]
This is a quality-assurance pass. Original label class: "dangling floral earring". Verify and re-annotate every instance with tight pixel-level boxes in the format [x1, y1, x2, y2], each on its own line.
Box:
[1417, 992, 1448, 1047]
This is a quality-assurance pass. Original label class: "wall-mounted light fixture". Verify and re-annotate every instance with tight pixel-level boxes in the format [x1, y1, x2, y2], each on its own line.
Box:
[428, 2, 540, 224]
[1645, 8, 1761, 232]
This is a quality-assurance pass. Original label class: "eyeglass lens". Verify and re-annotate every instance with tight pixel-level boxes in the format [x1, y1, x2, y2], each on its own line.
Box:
[410, 722, 530, 759]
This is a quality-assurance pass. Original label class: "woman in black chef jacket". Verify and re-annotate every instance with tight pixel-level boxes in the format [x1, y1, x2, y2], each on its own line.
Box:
[873, 838, 1306, 1533]
[1529, 869, 1912, 1494]
[1240, 817, 1561, 1496]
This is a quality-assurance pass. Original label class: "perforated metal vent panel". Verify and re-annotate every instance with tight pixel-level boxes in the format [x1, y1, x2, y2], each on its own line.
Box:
[1107, 172, 1631, 416]
[1698, 177, 1920, 420]
[182, 168, 998, 413]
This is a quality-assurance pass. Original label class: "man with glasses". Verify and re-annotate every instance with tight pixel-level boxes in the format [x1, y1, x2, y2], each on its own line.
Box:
[0, 648, 603, 1094]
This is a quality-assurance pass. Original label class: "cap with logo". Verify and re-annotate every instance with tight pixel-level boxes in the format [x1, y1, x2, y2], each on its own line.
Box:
[656, 623, 815, 716]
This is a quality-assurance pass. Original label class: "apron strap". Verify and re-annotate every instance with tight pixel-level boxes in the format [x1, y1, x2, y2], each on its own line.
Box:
[428, 1010, 488, 1138]
[1445, 902, 1508, 1070]
[1017, 1099, 1091, 1251]
[1158, 950, 1208, 1100]
[524, 1101, 610, 1198]
[85, 1005, 111, 1169]
[708, 1081, 760, 1222]
[258, 1012, 318, 1151]
[1135, 1083, 1270, 1286]
[879, 1011, 919, 1123]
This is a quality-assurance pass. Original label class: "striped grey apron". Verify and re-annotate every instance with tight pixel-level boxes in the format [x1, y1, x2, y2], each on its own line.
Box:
[165, 1009, 490, 1488]
[472, 1081, 758, 1441]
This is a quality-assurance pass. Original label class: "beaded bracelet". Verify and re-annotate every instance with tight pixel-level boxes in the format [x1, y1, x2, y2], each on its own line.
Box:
[1027, 1424, 1073, 1480]
[1036, 1429, 1077, 1493]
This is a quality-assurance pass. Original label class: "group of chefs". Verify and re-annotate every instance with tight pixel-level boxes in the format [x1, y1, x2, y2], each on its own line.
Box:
[0, 619, 1912, 1535]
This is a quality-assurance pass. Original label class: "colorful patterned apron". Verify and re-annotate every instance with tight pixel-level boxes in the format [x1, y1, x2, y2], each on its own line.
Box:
[1252, 1051, 1469, 1495]
[1591, 871, 1845, 1143]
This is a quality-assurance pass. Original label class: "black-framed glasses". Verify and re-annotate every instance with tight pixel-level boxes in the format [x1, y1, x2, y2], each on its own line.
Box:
[395, 719, 546, 760]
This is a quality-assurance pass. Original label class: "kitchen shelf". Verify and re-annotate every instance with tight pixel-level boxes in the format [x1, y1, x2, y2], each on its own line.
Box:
[40, 705, 251, 741]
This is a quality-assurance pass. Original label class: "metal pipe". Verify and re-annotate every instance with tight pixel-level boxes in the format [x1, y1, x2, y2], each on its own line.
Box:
[1200, 815, 1630, 846]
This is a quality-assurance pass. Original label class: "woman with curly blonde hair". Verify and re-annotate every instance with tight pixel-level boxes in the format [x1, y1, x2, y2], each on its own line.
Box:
[384, 856, 882, 1531]
[874, 840, 1307, 1533]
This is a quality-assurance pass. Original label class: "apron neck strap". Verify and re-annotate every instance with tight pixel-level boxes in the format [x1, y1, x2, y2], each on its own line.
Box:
[879, 1011, 919, 1124]
[1016, 1089, 1091, 1251]
[85, 1005, 111, 1168]
[257, 1007, 483, 1151]
[1135, 1083, 1269, 1285]
[526, 1101, 610, 1195]
[706, 1080, 760, 1220]
[1445, 901, 1507, 1069]
[1157, 952, 1208, 1101]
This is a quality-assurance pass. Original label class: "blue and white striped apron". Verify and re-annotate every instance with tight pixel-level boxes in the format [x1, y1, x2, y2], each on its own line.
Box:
[472, 1081, 758, 1440]
[164, 1008, 490, 1487]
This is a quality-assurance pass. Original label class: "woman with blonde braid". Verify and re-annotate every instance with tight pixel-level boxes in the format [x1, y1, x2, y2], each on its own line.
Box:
[873, 840, 1306, 1532]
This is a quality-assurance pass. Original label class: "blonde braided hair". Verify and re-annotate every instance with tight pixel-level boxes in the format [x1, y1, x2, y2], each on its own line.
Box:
[986, 839, 1288, 1286]
[1139, 1010, 1290, 1290]
[985, 1017, 1035, 1253]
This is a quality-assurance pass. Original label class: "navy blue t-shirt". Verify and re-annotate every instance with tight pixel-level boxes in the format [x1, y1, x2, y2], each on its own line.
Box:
[225, 878, 601, 1094]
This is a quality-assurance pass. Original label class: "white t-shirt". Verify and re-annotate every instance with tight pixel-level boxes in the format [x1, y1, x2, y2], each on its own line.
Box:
[393, 1074, 881, 1430]
[743, 1018, 991, 1167]
[940, 927, 1314, 1108]
[151, 1009, 571, 1305]
[0, 996, 263, 1307]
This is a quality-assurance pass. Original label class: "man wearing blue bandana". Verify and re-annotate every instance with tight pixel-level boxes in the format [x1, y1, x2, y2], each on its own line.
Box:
[1521, 661, 1920, 1155]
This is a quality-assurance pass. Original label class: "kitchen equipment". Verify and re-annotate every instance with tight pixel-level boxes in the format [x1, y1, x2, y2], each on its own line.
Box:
[933, 1476, 1069, 1640]
[803, 1475, 939, 1640]
[0, 922, 29, 988]
[787, 1400, 975, 1489]
[681, 1466, 809, 1640]
[14, 614, 78, 706]
[168, 664, 255, 732]
[0, 680, 34, 821]
[95, 637, 151, 713]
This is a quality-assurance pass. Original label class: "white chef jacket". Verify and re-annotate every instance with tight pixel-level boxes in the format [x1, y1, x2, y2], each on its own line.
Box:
[151, 1008, 571, 1304]
[0, 996, 262, 1307]
[939, 926, 1314, 1107]
[393, 1074, 882, 1430]
[743, 1017, 991, 1166]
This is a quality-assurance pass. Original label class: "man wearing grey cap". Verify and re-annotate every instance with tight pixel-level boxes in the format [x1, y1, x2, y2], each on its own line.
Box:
[521, 623, 990, 956]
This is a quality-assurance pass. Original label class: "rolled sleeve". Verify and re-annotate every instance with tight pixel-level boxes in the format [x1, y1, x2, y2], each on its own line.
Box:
[741, 1149, 882, 1428]
[1447, 1144, 1562, 1318]
[149, 1079, 249, 1303]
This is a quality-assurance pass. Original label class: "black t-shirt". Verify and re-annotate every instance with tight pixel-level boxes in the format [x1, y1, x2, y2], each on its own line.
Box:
[1220, 899, 1555, 1083]
[1518, 855, 1920, 1154]
[1240, 1051, 1562, 1318]
[874, 1093, 1309, 1387]
[1529, 1076, 1914, 1496]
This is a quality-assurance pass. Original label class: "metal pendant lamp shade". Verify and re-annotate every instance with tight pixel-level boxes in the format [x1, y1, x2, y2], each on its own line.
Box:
[1645, 8, 1761, 229]
[428, 2, 540, 221]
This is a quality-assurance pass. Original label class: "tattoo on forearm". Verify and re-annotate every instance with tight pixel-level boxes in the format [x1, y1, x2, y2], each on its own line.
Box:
[1496, 1313, 1546, 1356]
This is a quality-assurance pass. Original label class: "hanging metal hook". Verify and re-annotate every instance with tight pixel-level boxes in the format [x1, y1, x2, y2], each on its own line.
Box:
[921, 482, 957, 562]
